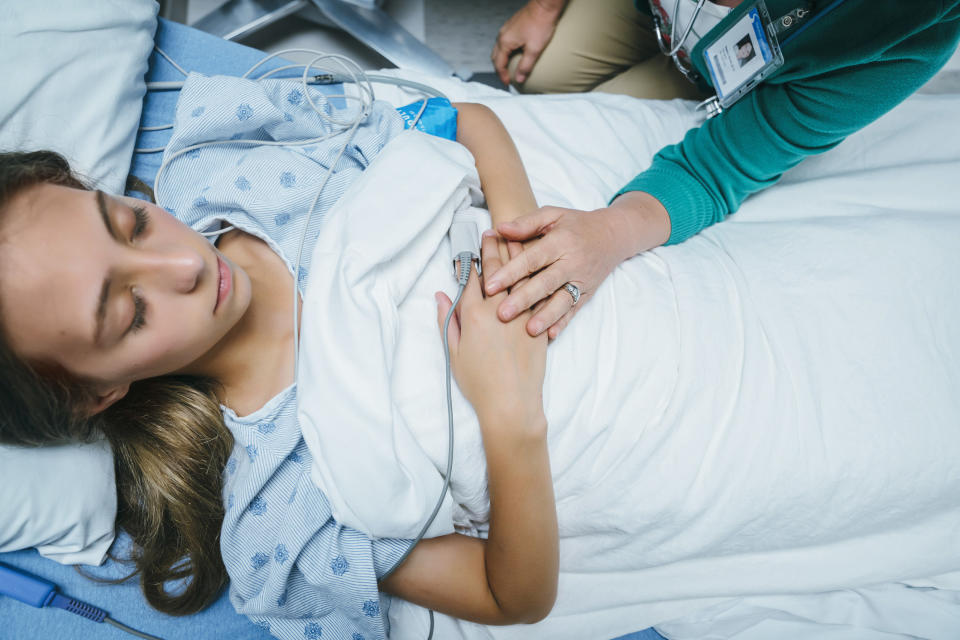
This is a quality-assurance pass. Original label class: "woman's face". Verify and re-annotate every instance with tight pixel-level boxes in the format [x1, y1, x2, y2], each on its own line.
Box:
[0, 183, 252, 409]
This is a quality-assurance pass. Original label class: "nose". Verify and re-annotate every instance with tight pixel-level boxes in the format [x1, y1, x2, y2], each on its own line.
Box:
[128, 243, 205, 294]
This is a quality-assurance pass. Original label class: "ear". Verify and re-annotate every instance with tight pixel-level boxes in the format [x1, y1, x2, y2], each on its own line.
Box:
[85, 383, 130, 416]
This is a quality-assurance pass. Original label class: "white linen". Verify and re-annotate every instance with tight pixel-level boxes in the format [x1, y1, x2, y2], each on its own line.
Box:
[297, 131, 485, 539]
[297, 86, 960, 640]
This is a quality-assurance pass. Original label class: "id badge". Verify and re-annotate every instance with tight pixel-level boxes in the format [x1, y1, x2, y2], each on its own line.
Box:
[701, 0, 783, 110]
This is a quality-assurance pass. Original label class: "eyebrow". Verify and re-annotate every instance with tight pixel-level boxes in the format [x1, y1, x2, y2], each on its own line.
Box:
[93, 191, 116, 344]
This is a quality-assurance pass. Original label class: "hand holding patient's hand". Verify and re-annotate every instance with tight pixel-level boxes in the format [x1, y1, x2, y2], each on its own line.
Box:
[435, 231, 547, 427]
[483, 193, 671, 340]
[482, 205, 622, 340]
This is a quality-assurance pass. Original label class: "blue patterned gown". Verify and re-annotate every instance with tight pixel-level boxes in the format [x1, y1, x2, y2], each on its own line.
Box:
[158, 73, 416, 640]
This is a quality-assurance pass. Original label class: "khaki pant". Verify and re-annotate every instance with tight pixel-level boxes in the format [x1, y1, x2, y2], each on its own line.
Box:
[509, 0, 709, 100]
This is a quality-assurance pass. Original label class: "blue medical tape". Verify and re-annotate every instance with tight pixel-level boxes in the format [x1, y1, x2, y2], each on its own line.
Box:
[395, 97, 458, 140]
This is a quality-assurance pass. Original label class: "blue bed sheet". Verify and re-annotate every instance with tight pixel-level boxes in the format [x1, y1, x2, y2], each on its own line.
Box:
[0, 16, 666, 640]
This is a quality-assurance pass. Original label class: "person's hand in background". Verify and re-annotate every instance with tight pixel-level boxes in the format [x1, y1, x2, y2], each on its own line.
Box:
[491, 0, 567, 86]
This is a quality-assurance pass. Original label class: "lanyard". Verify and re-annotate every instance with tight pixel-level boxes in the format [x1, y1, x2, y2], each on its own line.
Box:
[652, 0, 710, 57]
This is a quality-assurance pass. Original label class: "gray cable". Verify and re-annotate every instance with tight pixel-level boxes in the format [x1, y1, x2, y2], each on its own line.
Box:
[380, 255, 473, 640]
[104, 616, 164, 640]
[380, 270, 468, 583]
[381, 254, 472, 579]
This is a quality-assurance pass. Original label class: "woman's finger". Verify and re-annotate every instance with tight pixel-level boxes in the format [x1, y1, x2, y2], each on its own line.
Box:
[459, 261, 485, 315]
[496, 235, 511, 268]
[435, 291, 460, 350]
[496, 260, 568, 322]
[491, 41, 513, 86]
[485, 235, 552, 296]
[480, 229, 504, 281]
[523, 286, 578, 336]
[496, 206, 562, 243]
[506, 238, 524, 261]
[514, 48, 540, 84]
[546, 309, 574, 340]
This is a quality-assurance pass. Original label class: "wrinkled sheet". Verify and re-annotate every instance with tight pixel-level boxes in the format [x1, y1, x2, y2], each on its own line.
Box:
[297, 80, 960, 640]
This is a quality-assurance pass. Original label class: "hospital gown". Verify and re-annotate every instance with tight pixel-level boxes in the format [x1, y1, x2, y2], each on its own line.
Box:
[158, 73, 413, 640]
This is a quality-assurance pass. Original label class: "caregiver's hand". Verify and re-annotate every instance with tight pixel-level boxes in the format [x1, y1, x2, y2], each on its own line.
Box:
[484, 191, 672, 338]
[492, 0, 566, 86]
[435, 231, 547, 425]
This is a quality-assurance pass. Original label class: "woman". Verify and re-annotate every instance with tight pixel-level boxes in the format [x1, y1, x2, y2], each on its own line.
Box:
[489, 0, 960, 341]
[0, 101, 559, 637]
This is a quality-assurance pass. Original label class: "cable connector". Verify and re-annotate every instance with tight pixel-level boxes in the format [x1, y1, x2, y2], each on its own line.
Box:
[49, 593, 107, 623]
[449, 220, 480, 282]
[455, 251, 474, 286]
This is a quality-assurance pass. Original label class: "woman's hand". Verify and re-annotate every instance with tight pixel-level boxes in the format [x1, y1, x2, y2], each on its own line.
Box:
[435, 231, 547, 427]
[491, 0, 566, 86]
[483, 192, 672, 339]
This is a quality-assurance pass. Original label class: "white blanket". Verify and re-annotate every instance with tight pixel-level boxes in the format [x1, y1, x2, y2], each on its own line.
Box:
[297, 83, 960, 640]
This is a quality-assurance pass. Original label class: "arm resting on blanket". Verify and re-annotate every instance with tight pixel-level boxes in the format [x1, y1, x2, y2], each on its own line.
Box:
[379, 420, 555, 625]
[379, 234, 557, 625]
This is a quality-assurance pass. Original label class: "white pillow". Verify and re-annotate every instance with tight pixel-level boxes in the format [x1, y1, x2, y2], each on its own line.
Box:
[0, 0, 158, 192]
[0, 0, 158, 564]
[0, 442, 117, 565]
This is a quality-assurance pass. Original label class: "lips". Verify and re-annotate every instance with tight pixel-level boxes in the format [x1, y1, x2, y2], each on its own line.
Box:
[215, 254, 232, 312]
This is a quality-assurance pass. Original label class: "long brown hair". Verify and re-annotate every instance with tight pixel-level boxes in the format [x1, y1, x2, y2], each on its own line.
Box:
[0, 150, 233, 615]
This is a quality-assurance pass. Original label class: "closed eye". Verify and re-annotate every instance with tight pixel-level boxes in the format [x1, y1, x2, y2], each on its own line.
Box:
[127, 292, 147, 335]
[131, 204, 149, 239]
[124, 204, 150, 336]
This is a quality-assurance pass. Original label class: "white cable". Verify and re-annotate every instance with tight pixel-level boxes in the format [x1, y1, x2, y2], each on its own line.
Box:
[147, 46, 375, 376]
[153, 45, 190, 77]
[200, 225, 236, 238]
[408, 97, 430, 130]
[144, 75, 447, 100]
[145, 80, 190, 91]
[138, 124, 173, 132]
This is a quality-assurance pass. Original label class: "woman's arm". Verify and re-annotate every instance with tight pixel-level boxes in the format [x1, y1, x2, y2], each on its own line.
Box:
[453, 102, 538, 228]
[379, 232, 558, 625]
[378, 422, 556, 624]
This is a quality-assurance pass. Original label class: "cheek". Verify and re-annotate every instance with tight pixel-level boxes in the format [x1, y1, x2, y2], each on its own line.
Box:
[132, 315, 211, 376]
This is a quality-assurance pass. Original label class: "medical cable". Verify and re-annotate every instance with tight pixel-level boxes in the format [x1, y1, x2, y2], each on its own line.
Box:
[378, 252, 474, 640]
[0, 562, 162, 640]
[142, 51, 373, 159]
[143, 73, 447, 100]
[380, 254, 473, 584]
[153, 44, 190, 77]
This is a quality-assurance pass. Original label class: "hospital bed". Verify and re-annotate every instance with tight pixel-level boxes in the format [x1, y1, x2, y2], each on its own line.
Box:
[4, 6, 960, 640]
[0, 16, 664, 640]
